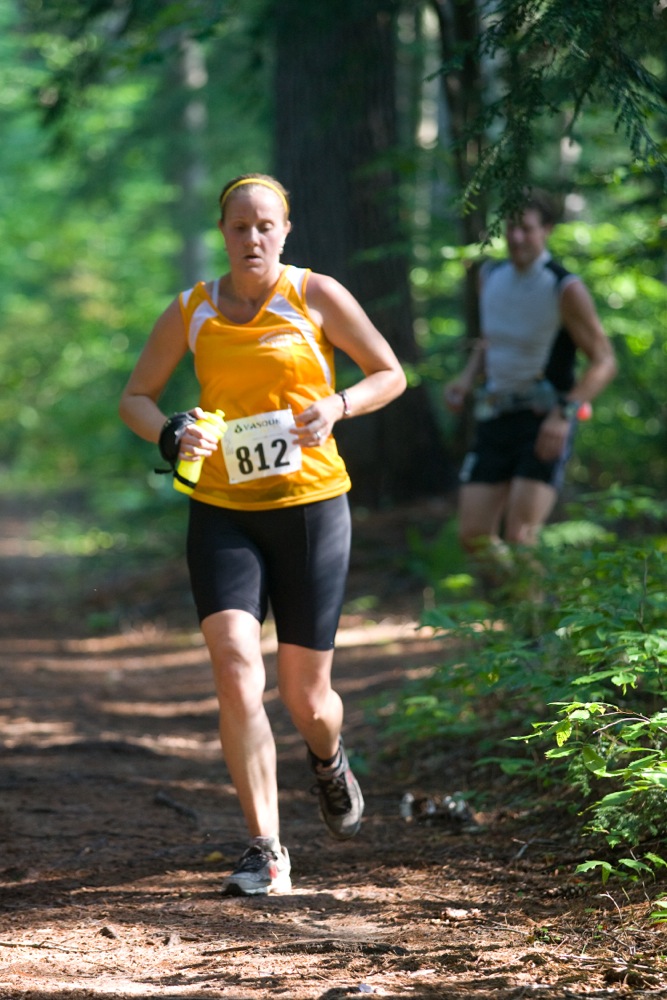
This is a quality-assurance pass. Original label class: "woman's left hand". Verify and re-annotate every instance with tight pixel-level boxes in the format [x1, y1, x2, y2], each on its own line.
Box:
[292, 395, 344, 448]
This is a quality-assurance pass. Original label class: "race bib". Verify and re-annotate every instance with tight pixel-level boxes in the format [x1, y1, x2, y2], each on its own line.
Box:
[222, 408, 302, 484]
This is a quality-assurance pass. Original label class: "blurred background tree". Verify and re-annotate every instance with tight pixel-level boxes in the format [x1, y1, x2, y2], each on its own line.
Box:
[1, 0, 665, 516]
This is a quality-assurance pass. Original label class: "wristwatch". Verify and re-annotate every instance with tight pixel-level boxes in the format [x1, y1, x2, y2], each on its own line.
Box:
[558, 396, 581, 421]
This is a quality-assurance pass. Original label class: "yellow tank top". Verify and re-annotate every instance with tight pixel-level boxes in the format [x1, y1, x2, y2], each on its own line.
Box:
[178, 265, 351, 511]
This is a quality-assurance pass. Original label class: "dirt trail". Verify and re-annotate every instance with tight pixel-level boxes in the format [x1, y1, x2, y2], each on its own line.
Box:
[0, 496, 663, 999]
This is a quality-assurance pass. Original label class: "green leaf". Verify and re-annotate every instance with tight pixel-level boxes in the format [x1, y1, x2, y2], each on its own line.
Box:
[582, 745, 608, 775]
[644, 852, 667, 869]
[572, 668, 624, 685]
[597, 789, 634, 807]
[575, 860, 613, 885]
[568, 709, 591, 721]
[610, 670, 639, 689]
[631, 768, 667, 788]
[554, 719, 572, 747]
[618, 858, 653, 876]
[545, 746, 579, 759]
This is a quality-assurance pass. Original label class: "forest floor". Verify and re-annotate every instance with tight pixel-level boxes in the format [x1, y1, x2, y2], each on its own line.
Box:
[1, 493, 666, 999]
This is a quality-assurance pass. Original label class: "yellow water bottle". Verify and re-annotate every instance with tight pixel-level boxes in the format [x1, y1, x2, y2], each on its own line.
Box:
[173, 409, 227, 495]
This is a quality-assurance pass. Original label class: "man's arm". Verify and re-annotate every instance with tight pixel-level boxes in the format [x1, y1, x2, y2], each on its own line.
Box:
[535, 279, 617, 461]
[558, 280, 617, 403]
[444, 338, 487, 413]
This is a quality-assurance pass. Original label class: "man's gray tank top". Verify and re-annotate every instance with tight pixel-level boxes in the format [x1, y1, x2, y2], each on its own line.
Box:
[479, 250, 579, 395]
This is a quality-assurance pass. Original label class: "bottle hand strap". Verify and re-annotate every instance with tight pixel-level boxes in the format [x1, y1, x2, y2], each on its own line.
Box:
[156, 411, 198, 470]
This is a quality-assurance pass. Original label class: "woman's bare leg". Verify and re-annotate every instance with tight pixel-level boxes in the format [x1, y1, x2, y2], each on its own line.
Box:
[201, 608, 279, 840]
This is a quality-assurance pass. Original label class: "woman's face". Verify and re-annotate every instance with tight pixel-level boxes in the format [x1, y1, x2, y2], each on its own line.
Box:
[219, 187, 291, 277]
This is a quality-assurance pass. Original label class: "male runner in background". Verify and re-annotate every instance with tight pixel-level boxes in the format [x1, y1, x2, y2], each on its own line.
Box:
[444, 191, 617, 576]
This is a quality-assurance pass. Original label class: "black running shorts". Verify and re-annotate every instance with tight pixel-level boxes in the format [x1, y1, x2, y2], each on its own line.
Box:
[459, 409, 576, 490]
[186, 494, 351, 651]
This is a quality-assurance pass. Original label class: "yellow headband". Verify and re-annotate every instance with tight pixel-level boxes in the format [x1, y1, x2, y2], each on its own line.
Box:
[220, 178, 289, 215]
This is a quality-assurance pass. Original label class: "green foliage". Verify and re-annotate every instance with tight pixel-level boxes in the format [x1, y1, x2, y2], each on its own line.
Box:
[575, 856, 656, 887]
[382, 487, 667, 880]
[463, 0, 667, 222]
[649, 889, 667, 924]
[404, 518, 468, 582]
[0, 0, 270, 494]
[522, 701, 667, 851]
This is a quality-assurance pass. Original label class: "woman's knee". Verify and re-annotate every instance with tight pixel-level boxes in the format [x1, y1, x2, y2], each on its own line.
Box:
[278, 676, 322, 725]
[215, 660, 265, 715]
[279, 669, 334, 730]
[202, 610, 265, 707]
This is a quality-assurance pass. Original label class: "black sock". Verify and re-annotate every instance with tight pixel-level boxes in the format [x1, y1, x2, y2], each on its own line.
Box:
[310, 744, 341, 769]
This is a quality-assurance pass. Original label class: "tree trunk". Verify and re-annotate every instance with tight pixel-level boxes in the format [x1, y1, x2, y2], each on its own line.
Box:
[430, 0, 487, 454]
[273, 0, 453, 505]
[172, 38, 210, 287]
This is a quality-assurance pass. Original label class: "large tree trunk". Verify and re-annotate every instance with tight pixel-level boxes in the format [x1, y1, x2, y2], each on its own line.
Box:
[273, 0, 453, 505]
[430, 0, 487, 455]
[171, 38, 210, 287]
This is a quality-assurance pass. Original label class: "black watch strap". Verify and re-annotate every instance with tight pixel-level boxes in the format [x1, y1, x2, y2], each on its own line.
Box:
[558, 396, 580, 421]
[158, 411, 197, 466]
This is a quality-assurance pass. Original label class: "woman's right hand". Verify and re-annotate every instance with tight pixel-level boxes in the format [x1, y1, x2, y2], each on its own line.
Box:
[178, 408, 222, 461]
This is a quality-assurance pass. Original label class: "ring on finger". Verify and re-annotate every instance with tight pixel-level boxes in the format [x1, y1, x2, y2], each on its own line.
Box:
[314, 430, 321, 442]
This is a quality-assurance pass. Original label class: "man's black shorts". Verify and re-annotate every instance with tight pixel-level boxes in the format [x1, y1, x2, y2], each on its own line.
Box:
[459, 409, 575, 490]
[186, 494, 351, 651]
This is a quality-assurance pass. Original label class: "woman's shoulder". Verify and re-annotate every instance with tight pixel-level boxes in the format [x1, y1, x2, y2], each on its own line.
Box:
[301, 269, 346, 302]
[302, 271, 372, 332]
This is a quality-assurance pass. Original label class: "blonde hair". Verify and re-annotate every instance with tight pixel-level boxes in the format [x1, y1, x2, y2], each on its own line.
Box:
[219, 174, 290, 220]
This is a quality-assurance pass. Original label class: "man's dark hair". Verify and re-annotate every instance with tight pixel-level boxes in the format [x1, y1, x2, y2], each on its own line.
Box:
[521, 188, 560, 227]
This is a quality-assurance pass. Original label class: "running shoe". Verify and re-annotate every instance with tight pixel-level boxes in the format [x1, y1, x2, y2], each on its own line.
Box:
[221, 837, 291, 896]
[308, 741, 365, 840]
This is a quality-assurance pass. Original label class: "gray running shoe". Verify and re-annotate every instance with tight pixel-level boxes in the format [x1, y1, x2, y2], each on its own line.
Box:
[221, 837, 291, 896]
[308, 741, 365, 840]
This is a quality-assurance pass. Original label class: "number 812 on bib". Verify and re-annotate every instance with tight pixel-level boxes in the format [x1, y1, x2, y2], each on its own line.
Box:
[222, 408, 302, 484]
